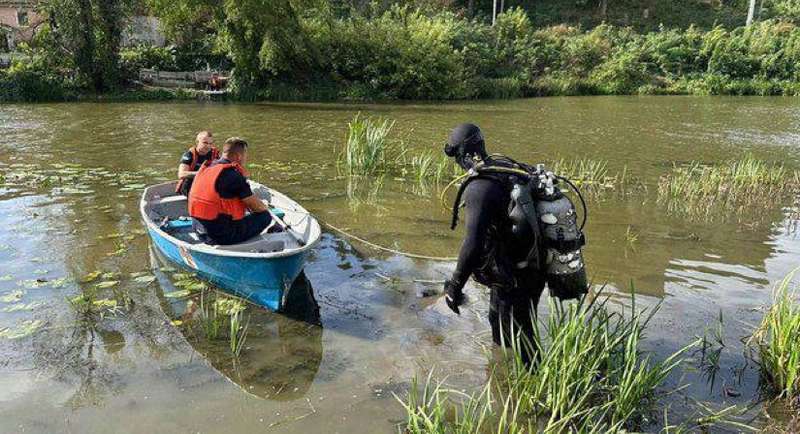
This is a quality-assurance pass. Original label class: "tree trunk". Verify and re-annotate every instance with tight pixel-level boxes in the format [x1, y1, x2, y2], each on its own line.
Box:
[467, 0, 474, 18]
[492, 0, 497, 26]
[600, 0, 608, 19]
[76, 0, 98, 91]
[746, 0, 756, 25]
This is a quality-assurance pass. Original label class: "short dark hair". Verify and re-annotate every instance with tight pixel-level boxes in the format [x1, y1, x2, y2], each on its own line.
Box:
[223, 137, 248, 155]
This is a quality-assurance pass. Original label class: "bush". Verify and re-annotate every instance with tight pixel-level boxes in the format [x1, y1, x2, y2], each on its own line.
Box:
[0, 56, 75, 102]
[119, 45, 178, 81]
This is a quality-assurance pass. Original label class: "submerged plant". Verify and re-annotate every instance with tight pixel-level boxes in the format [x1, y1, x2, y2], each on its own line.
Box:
[398, 293, 697, 433]
[749, 272, 800, 401]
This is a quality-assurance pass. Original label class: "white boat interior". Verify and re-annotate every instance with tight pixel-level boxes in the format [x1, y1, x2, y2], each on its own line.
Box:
[142, 181, 320, 255]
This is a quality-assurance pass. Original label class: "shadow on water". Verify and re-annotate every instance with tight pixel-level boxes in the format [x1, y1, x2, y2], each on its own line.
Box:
[151, 248, 323, 401]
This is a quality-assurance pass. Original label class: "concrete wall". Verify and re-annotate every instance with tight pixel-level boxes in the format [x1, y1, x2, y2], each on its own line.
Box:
[122, 16, 165, 47]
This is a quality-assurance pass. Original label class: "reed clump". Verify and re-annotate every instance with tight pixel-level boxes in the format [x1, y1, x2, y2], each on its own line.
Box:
[338, 113, 399, 176]
[550, 158, 624, 190]
[658, 155, 800, 218]
[194, 290, 250, 358]
[749, 272, 800, 402]
[398, 294, 696, 433]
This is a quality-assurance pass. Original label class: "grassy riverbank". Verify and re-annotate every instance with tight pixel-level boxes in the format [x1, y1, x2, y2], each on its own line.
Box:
[4, 5, 800, 102]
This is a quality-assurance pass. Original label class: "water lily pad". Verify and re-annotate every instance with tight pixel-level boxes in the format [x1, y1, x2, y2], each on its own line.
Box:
[0, 319, 44, 339]
[164, 289, 191, 298]
[0, 275, 13, 281]
[133, 275, 156, 284]
[81, 271, 102, 283]
[92, 299, 117, 309]
[95, 280, 119, 289]
[174, 279, 206, 291]
[0, 320, 44, 339]
[2, 301, 43, 312]
[48, 277, 71, 288]
[0, 290, 25, 303]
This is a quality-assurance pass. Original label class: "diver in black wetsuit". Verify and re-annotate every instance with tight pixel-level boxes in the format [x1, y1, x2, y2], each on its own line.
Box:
[443, 123, 546, 363]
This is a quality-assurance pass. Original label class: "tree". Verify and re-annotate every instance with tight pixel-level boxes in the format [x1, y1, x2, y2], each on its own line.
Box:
[39, 0, 133, 91]
[149, 0, 323, 86]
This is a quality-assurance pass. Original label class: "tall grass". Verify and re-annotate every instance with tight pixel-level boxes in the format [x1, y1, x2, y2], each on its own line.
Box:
[550, 158, 623, 190]
[338, 113, 398, 176]
[398, 294, 697, 433]
[658, 155, 800, 218]
[749, 272, 800, 401]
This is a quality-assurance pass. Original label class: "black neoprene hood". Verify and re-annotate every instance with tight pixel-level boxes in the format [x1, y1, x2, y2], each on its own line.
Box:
[445, 123, 488, 160]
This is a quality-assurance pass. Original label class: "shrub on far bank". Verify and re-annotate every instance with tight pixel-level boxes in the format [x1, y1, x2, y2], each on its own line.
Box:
[0, 56, 76, 102]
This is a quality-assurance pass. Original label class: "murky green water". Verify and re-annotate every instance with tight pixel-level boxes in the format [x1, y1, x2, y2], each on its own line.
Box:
[1, 97, 799, 433]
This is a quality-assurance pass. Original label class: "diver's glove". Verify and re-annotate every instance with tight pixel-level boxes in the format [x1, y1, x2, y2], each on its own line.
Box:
[444, 279, 465, 315]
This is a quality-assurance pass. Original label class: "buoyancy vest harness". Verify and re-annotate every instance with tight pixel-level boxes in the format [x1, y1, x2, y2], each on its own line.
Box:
[176, 146, 220, 194]
[450, 156, 589, 300]
[188, 160, 248, 221]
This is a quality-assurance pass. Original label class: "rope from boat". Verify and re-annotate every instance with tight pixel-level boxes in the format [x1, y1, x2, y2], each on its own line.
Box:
[320, 220, 458, 262]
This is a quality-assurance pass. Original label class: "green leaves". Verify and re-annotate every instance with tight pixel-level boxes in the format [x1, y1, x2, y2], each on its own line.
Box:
[0, 320, 44, 339]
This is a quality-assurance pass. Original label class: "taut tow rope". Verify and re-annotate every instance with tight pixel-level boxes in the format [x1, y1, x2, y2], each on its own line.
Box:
[320, 220, 458, 262]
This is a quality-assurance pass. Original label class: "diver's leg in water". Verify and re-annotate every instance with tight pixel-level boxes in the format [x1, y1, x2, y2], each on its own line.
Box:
[488, 276, 545, 365]
[512, 272, 546, 365]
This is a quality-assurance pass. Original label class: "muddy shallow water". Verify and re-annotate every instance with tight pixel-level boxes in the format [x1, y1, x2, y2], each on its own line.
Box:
[1, 97, 799, 433]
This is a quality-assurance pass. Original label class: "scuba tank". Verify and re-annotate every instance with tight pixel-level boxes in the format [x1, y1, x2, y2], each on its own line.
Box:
[451, 157, 589, 301]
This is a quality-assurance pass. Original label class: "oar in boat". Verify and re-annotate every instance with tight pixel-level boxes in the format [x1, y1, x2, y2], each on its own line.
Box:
[267, 208, 306, 247]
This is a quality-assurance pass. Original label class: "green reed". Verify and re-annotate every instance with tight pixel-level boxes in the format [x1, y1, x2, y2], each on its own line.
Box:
[338, 113, 398, 176]
[658, 155, 800, 217]
[398, 293, 697, 433]
[229, 309, 250, 358]
[550, 158, 621, 189]
[749, 271, 800, 401]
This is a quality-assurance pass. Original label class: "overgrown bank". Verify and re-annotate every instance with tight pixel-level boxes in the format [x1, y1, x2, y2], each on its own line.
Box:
[4, 5, 800, 102]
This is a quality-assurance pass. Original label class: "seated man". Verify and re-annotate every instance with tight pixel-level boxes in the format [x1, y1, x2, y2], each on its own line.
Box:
[188, 137, 272, 245]
[176, 131, 219, 196]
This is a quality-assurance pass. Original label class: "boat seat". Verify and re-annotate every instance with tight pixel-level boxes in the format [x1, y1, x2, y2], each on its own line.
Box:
[216, 232, 292, 253]
[149, 195, 187, 205]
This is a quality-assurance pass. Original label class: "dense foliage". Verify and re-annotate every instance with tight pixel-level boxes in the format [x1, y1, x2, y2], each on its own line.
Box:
[4, 1, 800, 101]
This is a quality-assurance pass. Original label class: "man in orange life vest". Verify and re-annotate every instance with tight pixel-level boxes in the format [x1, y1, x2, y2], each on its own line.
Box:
[188, 137, 273, 245]
[177, 131, 220, 196]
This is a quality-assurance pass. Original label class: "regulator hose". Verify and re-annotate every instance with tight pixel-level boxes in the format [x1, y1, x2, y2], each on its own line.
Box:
[554, 175, 588, 232]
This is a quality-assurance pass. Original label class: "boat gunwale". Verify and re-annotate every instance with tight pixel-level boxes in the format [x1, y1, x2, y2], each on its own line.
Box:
[139, 181, 321, 259]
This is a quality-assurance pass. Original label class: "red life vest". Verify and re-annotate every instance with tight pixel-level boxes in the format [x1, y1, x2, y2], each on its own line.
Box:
[188, 161, 248, 221]
[176, 146, 220, 194]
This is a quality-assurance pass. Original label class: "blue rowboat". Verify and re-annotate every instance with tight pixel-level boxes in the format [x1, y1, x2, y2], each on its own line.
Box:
[140, 181, 321, 311]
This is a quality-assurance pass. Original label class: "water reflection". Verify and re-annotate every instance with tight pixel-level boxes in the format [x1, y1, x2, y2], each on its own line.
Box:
[152, 249, 323, 401]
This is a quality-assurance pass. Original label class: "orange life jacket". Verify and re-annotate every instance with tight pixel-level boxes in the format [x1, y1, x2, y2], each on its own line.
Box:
[176, 146, 220, 194]
[188, 161, 248, 221]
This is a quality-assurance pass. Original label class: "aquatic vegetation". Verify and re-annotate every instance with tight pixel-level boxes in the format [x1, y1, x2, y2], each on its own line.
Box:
[749, 272, 800, 401]
[625, 226, 639, 247]
[229, 309, 250, 358]
[696, 310, 726, 391]
[658, 155, 800, 219]
[398, 294, 697, 432]
[0, 319, 44, 339]
[550, 158, 622, 190]
[338, 114, 398, 176]
[132, 275, 156, 285]
[0, 289, 26, 303]
[192, 291, 251, 357]
[1, 301, 44, 312]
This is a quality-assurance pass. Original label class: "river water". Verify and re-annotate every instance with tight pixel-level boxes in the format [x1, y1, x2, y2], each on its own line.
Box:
[1, 97, 799, 433]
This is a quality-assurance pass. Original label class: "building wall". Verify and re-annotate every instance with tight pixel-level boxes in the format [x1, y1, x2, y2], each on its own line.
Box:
[0, 6, 41, 50]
